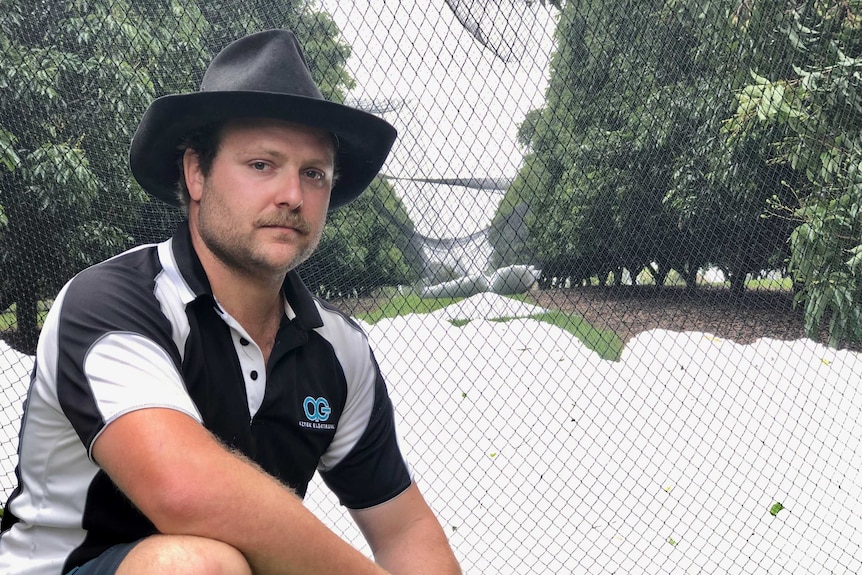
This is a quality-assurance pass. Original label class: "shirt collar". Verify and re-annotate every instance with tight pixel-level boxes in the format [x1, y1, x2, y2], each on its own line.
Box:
[169, 221, 324, 330]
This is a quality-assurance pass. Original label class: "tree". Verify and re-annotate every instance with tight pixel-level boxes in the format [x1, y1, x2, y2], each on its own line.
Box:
[0, 0, 410, 352]
[504, 0, 805, 293]
[505, 0, 706, 287]
[0, 0, 155, 352]
[724, 0, 862, 345]
[297, 178, 422, 298]
[489, 201, 533, 269]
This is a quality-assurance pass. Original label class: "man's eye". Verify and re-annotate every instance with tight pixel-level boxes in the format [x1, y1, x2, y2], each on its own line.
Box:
[304, 170, 325, 180]
[251, 161, 268, 170]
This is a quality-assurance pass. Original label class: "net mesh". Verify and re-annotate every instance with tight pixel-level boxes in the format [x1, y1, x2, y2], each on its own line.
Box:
[1, 1, 861, 573]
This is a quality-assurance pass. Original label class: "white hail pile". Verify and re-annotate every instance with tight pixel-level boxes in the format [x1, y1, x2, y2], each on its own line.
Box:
[2, 293, 860, 574]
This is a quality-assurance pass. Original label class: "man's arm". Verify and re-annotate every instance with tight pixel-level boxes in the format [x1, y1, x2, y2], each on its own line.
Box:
[92, 407, 388, 575]
[350, 483, 462, 575]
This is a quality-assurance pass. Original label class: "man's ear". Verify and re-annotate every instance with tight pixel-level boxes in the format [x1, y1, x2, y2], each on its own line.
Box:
[183, 149, 204, 202]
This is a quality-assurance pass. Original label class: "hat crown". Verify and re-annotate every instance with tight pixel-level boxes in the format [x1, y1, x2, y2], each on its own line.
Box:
[200, 30, 324, 100]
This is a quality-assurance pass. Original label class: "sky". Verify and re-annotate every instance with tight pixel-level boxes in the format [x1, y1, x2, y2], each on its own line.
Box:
[1, 294, 860, 573]
[320, 0, 557, 239]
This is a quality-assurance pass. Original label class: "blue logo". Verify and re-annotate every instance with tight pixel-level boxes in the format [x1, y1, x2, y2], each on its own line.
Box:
[303, 396, 331, 422]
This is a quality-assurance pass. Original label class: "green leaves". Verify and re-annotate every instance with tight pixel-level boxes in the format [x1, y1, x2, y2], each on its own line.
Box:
[0, 128, 20, 173]
[789, 193, 862, 346]
[21, 142, 101, 211]
[514, 0, 794, 289]
[0, 0, 353, 349]
[725, 70, 810, 145]
[718, 4, 862, 347]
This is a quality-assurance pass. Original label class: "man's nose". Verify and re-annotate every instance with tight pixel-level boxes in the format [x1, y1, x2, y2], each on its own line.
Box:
[275, 172, 304, 210]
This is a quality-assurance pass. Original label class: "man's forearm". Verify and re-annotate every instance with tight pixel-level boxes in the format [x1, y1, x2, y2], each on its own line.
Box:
[196, 453, 387, 575]
[350, 484, 461, 575]
[95, 408, 387, 575]
[372, 516, 462, 575]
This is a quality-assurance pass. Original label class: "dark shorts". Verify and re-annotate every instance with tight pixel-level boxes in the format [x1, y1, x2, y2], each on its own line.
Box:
[65, 541, 142, 575]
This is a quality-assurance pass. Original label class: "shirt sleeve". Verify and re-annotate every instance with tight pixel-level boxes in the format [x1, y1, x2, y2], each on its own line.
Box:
[49, 252, 200, 456]
[319, 361, 412, 509]
[84, 333, 202, 455]
[313, 313, 412, 509]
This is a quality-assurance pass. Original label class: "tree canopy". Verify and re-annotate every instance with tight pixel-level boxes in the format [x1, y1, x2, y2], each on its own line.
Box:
[502, 0, 860, 345]
[0, 0, 417, 352]
[724, 0, 862, 345]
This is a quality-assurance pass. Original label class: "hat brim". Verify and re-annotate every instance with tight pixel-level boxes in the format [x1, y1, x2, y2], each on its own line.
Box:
[129, 91, 396, 211]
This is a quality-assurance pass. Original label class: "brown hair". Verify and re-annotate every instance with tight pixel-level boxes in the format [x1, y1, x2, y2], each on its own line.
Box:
[175, 123, 222, 214]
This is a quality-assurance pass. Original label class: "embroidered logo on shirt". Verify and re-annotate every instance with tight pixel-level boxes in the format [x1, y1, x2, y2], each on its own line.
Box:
[300, 396, 335, 430]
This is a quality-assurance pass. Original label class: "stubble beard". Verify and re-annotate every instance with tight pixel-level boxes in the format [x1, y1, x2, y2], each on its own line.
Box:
[196, 187, 324, 280]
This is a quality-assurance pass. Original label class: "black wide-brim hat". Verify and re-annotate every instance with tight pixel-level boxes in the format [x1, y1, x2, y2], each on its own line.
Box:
[129, 29, 396, 211]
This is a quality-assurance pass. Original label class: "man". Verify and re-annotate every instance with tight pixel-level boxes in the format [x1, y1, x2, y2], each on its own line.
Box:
[0, 29, 461, 575]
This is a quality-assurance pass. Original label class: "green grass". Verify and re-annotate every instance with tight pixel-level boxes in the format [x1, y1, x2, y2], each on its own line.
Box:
[689, 277, 794, 292]
[0, 303, 50, 332]
[356, 293, 463, 323]
[529, 310, 623, 361]
[746, 277, 794, 291]
[355, 293, 624, 361]
[588, 268, 794, 292]
[0, 310, 15, 331]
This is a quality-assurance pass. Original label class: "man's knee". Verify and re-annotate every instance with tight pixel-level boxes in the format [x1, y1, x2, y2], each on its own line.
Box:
[117, 535, 251, 575]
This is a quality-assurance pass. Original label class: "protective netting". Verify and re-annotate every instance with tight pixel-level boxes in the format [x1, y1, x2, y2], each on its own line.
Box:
[1, 1, 861, 573]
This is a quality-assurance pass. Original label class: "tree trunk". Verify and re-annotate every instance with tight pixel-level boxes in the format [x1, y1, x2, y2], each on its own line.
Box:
[11, 284, 39, 355]
[682, 264, 699, 289]
[729, 271, 747, 297]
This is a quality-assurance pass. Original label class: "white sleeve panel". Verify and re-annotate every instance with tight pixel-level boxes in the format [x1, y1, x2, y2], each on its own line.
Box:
[315, 319, 378, 472]
[84, 332, 202, 453]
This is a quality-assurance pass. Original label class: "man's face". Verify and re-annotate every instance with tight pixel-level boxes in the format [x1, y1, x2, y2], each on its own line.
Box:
[184, 118, 335, 279]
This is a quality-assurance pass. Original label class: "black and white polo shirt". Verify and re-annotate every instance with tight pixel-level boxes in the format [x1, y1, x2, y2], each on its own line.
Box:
[0, 222, 412, 575]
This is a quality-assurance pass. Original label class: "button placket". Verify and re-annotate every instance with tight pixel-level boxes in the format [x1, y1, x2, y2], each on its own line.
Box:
[232, 330, 266, 417]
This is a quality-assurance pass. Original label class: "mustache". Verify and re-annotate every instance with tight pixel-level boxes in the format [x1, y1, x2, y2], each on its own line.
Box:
[255, 213, 312, 234]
